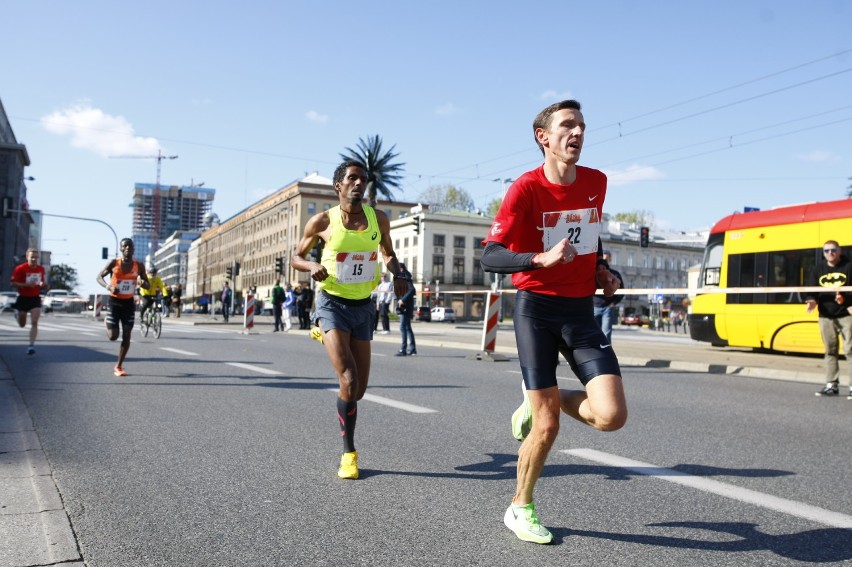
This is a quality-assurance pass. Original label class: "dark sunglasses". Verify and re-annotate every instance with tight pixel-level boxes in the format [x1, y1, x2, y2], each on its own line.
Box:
[823, 248, 839, 253]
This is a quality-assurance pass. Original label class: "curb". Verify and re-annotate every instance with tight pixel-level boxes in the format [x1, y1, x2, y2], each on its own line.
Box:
[0, 359, 83, 567]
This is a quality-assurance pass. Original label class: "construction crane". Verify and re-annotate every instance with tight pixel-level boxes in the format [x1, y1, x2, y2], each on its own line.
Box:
[110, 149, 178, 252]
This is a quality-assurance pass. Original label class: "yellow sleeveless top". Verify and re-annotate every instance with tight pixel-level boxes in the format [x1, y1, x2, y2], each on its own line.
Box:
[318, 205, 382, 300]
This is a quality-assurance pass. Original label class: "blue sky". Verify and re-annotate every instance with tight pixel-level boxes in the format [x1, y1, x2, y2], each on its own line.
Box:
[4, 0, 850, 296]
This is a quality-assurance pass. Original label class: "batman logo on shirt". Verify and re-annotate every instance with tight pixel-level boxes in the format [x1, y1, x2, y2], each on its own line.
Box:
[819, 272, 848, 288]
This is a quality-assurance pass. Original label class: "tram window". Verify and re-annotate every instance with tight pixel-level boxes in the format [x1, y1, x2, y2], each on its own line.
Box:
[702, 242, 723, 286]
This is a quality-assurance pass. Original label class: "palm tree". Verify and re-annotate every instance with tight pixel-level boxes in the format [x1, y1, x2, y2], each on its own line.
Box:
[339, 135, 405, 207]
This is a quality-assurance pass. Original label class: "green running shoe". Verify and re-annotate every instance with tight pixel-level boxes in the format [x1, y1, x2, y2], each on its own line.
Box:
[503, 502, 553, 544]
[510, 382, 532, 441]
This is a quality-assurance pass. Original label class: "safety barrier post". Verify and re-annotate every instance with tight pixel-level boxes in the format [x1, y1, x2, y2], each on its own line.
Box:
[242, 293, 256, 334]
[468, 291, 508, 361]
[89, 294, 105, 320]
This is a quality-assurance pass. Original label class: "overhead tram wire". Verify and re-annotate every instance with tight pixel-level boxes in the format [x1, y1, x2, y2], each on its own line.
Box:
[599, 104, 852, 170]
[594, 47, 852, 131]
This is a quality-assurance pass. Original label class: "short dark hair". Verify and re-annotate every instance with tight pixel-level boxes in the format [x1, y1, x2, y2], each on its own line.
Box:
[120, 237, 134, 247]
[333, 160, 366, 185]
[533, 100, 582, 156]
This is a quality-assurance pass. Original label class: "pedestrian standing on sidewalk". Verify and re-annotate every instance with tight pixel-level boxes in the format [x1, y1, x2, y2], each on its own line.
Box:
[10, 248, 49, 355]
[592, 249, 623, 343]
[481, 99, 627, 544]
[806, 239, 852, 399]
[221, 282, 232, 323]
[375, 272, 393, 334]
[395, 263, 417, 356]
[96, 238, 150, 377]
[291, 160, 407, 480]
[271, 279, 285, 332]
[283, 284, 296, 331]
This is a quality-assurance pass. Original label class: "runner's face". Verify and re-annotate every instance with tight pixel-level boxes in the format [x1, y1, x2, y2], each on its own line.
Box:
[538, 108, 585, 165]
[121, 241, 134, 259]
[26, 251, 39, 266]
[335, 167, 367, 205]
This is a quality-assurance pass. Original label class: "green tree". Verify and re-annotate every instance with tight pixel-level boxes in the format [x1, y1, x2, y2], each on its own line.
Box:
[339, 135, 405, 207]
[49, 263, 78, 291]
[418, 184, 475, 212]
[486, 197, 503, 217]
[612, 210, 655, 226]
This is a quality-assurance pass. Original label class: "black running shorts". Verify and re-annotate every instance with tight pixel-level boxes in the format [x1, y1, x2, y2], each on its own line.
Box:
[514, 290, 621, 389]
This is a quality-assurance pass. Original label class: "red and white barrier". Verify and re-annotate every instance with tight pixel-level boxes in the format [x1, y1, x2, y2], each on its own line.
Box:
[243, 293, 256, 334]
[470, 291, 508, 361]
[94, 294, 104, 319]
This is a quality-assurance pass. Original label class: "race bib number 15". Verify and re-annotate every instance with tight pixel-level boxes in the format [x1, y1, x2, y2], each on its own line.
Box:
[336, 252, 378, 284]
[541, 207, 601, 255]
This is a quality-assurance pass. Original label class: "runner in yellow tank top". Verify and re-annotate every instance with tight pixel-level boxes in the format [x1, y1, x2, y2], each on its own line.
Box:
[291, 160, 409, 480]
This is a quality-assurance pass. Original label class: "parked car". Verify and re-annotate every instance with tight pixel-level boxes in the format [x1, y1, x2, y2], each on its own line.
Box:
[622, 314, 649, 326]
[416, 305, 431, 322]
[430, 307, 456, 323]
[44, 289, 71, 312]
[0, 291, 17, 312]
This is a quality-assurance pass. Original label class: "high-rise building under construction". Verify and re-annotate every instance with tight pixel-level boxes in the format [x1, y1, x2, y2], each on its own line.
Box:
[130, 183, 215, 262]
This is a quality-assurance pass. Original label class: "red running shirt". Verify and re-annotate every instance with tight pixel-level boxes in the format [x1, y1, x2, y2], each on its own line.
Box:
[11, 263, 46, 297]
[485, 165, 607, 297]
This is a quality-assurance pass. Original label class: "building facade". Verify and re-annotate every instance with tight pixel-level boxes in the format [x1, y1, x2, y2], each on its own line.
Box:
[131, 183, 215, 259]
[185, 173, 419, 309]
[151, 230, 201, 288]
[0, 98, 34, 290]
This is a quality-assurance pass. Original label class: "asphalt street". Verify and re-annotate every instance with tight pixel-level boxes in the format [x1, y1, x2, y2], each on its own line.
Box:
[1, 312, 850, 566]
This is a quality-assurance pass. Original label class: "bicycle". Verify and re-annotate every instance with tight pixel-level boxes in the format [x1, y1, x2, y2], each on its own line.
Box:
[140, 301, 163, 339]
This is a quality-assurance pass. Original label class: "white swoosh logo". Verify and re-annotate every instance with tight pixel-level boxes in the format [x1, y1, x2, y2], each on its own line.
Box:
[600, 344, 611, 349]
[588, 195, 598, 201]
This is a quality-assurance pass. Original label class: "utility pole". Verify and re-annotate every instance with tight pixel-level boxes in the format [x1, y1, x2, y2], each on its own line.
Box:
[110, 150, 178, 251]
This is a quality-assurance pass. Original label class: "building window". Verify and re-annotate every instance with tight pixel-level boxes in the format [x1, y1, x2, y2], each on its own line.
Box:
[307, 202, 316, 214]
[433, 255, 445, 282]
[472, 259, 484, 285]
[452, 257, 465, 284]
[433, 234, 445, 247]
[322, 203, 332, 211]
[453, 235, 465, 249]
[404, 237, 409, 249]
[473, 237, 485, 250]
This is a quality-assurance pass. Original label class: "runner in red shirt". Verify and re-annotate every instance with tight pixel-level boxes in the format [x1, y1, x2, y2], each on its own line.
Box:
[481, 100, 627, 544]
[10, 248, 49, 355]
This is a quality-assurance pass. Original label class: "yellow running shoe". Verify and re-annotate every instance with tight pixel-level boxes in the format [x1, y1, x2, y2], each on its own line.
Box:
[310, 326, 324, 344]
[337, 451, 359, 479]
[510, 381, 532, 441]
[504, 502, 553, 544]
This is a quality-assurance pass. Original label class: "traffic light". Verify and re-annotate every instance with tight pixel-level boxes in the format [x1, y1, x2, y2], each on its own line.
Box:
[102, 247, 109, 260]
[413, 216, 421, 235]
[226, 266, 233, 280]
[275, 257, 284, 274]
[234, 262, 241, 276]
[1, 196, 12, 218]
[640, 226, 650, 248]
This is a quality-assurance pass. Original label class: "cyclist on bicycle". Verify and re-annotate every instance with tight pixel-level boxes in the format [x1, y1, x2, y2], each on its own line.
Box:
[140, 267, 169, 321]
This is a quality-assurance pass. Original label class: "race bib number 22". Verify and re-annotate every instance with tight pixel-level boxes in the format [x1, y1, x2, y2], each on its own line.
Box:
[541, 207, 601, 255]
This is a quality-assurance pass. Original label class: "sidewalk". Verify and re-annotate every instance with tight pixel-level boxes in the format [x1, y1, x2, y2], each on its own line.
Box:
[0, 358, 83, 567]
[1, 315, 830, 566]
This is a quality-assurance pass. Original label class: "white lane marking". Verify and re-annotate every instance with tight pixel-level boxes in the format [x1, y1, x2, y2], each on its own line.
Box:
[160, 347, 199, 356]
[326, 388, 438, 414]
[226, 362, 281, 375]
[565, 448, 852, 529]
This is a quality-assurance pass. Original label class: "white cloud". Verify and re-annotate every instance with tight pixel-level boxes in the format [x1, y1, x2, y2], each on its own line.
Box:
[539, 89, 573, 101]
[40, 102, 160, 157]
[306, 110, 328, 124]
[795, 150, 835, 162]
[435, 102, 461, 116]
[602, 164, 666, 186]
